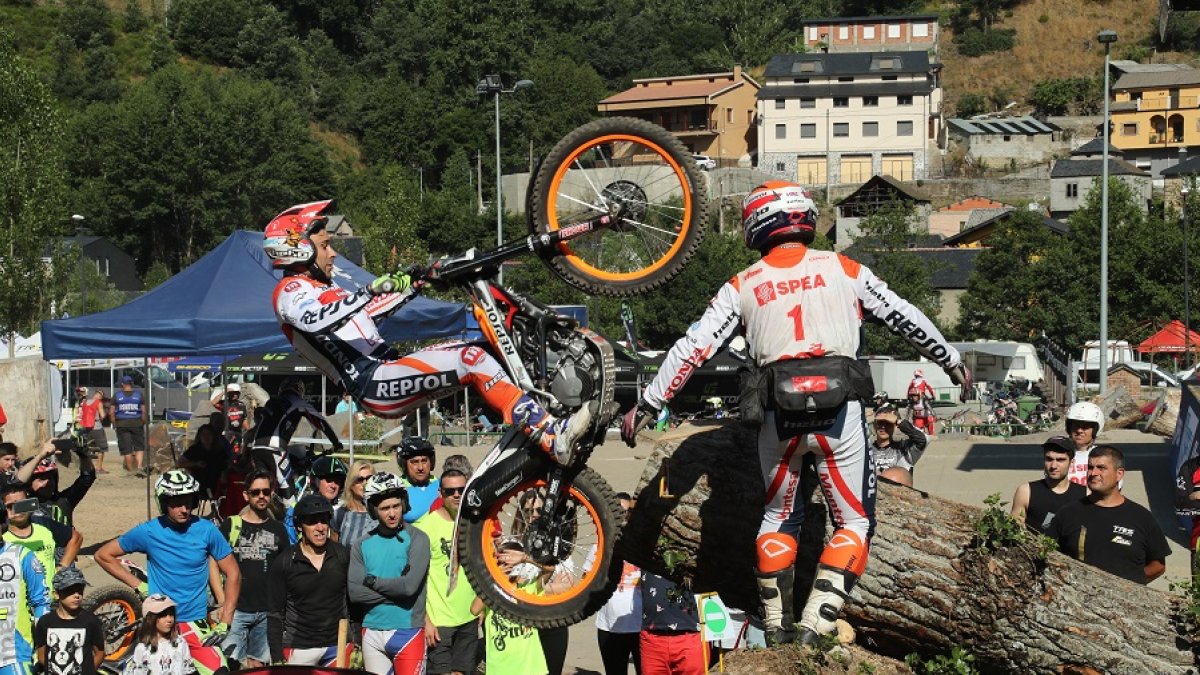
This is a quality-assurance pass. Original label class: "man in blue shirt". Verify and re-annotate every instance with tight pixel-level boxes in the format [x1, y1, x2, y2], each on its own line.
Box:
[349, 472, 429, 675]
[394, 437, 438, 523]
[109, 375, 146, 477]
[95, 470, 241, 675]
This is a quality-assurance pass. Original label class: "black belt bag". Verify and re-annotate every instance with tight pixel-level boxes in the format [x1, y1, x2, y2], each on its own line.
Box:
[742, 357, 873, 434]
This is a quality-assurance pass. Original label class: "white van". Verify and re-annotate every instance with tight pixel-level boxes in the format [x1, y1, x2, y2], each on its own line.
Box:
[948, 341, 1044, 385]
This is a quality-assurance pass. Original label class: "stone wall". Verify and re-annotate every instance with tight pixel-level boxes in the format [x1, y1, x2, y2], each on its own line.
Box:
[0, 357, 58, 455]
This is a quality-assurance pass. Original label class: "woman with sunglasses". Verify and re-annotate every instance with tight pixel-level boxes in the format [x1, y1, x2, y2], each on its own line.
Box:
[332, 461, 376, 552]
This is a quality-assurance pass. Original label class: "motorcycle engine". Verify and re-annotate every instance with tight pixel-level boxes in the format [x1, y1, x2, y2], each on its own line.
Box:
[548, 336, 600, 410]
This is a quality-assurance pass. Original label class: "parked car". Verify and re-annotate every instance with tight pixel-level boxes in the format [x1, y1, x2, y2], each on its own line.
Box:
[690, 154, 717, 170]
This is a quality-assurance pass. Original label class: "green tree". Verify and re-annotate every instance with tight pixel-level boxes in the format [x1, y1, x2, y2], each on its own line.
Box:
[142, 260, 173, 289]
[123, 0, 149, 33]
[955, 209, 1067, 341]
[59, 0, 116, 48]
[956, 92, 986, 117]
[62, 254, 128, 317]
[79, 41, 122, 103]
[852, 201, 943, 358]
[0, 35, 75, 336]
[66, 64, 334, 272]
[169, 0, 267, 65]
[1029, 77, 1100, 116]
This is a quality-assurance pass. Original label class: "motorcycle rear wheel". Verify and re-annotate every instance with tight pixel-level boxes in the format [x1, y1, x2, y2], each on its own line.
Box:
[458, 467, 623, 628]
[83, 585, 142, 661]
[530, 116, 707, 296]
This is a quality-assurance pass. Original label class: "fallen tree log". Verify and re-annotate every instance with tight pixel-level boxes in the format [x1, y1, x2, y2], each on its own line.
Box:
[619, 422, 1196, 674]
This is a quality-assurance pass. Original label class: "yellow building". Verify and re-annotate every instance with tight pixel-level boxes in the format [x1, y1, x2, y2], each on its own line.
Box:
[596, 66, 760, 166]
[1109, 68, 1200, 175]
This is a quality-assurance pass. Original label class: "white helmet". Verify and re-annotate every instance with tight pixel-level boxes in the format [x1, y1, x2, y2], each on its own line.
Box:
[226, 383, 241, 394]
[1066, 401, 1104, 432]
[154, 470, 201, 513]
[363, 472, 408, 510]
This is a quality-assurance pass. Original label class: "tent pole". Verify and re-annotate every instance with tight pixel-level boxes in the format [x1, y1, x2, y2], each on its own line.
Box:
[348, 403, 355, 466]
[144, 358, 152, 521]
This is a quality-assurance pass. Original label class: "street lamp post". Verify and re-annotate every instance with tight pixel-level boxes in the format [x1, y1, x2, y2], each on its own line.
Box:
[71, 214, 86, 316]
[1098, 29, 1117, 394]
[1184, 177, 1194, 370]
[477, 74, 534, 283]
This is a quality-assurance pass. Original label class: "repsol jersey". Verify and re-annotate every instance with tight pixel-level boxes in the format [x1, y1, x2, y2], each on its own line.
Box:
[644, 243, 960, 409]
[273, 274, 416, 391]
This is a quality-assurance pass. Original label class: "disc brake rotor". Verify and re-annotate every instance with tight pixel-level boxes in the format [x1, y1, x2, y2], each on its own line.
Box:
[599, 180, 648, 230]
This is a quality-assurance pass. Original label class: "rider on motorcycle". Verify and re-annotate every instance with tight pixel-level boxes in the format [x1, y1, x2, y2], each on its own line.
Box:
[263, 200, 592, 464]
[95, 470, 240, 675]
[247, 378, 341, 499]
[621, 180, 967, 645]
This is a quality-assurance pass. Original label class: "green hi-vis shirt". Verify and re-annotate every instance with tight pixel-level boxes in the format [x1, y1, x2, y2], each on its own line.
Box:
[413, 511, 477, 627]
[483, 604, 546, 675]
[4, 525, 57, 590]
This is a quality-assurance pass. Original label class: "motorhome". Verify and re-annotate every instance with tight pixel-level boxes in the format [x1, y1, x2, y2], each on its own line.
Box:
[948, 341, 1044, 385]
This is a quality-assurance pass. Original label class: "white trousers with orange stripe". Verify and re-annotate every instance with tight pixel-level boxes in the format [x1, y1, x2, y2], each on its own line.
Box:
[755, 401, 876, 575]
[356, 342, 530, 423]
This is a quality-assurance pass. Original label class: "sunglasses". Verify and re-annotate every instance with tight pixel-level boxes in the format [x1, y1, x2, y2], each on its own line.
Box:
[354, 475, 371, 485]
[299, 515, 332, 526]
[246, 488, 272, 497]
[441, 486, 465, 496]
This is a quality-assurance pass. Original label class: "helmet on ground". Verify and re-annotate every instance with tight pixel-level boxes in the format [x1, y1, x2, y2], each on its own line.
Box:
[31, 456, 58, 476]
[293, 494, 334, 520]
[741, 181, 819, 251]
[263, 200, 334, 270]
[279, 377, 306, 397]
[310, 456, 347, 478]
[1066, 401, 1104, 432]
[155, 469, 201, 499]
[395, 436, 435, 464]
[363, 471, 408, 512]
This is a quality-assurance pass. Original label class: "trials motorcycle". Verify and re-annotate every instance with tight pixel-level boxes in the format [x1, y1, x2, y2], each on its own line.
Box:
[416, 117, 708, 627]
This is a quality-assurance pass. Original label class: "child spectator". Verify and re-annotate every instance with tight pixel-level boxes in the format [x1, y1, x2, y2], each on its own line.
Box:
[472, 541, 547, 675]
[0, 442, 18, 487]
[639, 572, 704, 675]
[595, 493, 642, 675]
[122, 594, 196, 675]
[35, 567, 105, 675]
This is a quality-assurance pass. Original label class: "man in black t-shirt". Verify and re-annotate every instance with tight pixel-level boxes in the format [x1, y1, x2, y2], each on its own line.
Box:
[219, 469, 289, 668]
[1011, 436, 1088, 535]
[1048, 445, 1171, 584]
[35, 568, 104, 675]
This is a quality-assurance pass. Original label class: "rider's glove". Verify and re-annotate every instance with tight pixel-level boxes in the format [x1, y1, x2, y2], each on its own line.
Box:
[946, 364, 972, 403]
[136, 581, 149, 598]
[369, 272, 412, 296]
[213, 621, 229, 635]
[621, 401, 658, 448]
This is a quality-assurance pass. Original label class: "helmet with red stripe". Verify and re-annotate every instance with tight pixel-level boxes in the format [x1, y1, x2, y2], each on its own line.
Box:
[742, 181, 819, 251]
[263, 200, 334, 271]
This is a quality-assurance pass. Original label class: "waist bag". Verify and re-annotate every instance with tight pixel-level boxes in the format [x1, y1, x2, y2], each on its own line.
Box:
[740, 357, 874, 435]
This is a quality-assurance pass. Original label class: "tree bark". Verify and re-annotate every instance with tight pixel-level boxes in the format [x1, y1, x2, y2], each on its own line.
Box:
[620, 423, 1196, 674]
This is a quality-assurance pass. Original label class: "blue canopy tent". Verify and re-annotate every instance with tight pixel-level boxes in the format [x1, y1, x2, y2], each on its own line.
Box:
[42, 231, 467, 358]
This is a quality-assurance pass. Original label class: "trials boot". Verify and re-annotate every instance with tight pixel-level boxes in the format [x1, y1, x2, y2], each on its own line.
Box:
[797, 564, 858, 646]
[756, 568, 798, 645]
[532, 402, 595, 464]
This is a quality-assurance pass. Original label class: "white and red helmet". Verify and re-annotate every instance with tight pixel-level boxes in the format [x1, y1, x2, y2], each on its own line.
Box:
[263, 200, 334, 270]
[741, 181, 819, 251]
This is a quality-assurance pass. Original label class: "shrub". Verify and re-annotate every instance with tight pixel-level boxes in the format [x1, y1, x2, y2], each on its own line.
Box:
[955, 27, 1016, 57]
[1038, 13, 1049, 23]
[957, 92, 987, 117]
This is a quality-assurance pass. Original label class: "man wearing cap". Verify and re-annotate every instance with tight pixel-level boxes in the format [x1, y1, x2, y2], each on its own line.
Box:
[35, 568, 104, 675]
[268, 494, 352, 667]
[1011, 436, 1088, 535]
[869, 405, 927, 487]
[109, 376, 147, 477]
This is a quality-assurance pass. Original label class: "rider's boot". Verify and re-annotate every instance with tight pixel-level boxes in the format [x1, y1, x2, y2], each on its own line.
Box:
[516, 395, 594, 464]
[797, 564, 859, 646]
[756, 567, 797, 645]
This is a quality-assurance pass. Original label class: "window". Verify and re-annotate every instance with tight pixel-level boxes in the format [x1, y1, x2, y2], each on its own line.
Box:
[726, 108, 733, 123]
[882, 75, 898, 81]
[898, 95, 913, 106]
[897, 120, 914, 136]
[799, 97, 816, 108]
[833, 123, 849, 137]
[1066, 183, 1078, 198]
[1121, 123, 1138, 136]
[1011, 357, 1025, 369]
[801, 123, 817, 138]
[775, 124, 787, 139]
[799, 61, 816, 72]
[838, 76, 855, 82]
[863, 121, 878, 136]
[863, 25, 876, 39]
[913, 22, 929, 37]
[838, 26, 849, 39]
[833, 97, 849, 107]
[1003, 134, 1011, 141]
[863, 96, 878, 107]
[775, 99, 786, 109]
[887, 23, 901, 38]
[776, 162, 786, 172]
[808, 26, 820, 40]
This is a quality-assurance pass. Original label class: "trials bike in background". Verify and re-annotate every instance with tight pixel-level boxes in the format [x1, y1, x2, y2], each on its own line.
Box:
[413, 117, 708, 627]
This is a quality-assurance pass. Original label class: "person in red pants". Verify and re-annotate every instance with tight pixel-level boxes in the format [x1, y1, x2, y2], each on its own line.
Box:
[639, 572, 705, 675]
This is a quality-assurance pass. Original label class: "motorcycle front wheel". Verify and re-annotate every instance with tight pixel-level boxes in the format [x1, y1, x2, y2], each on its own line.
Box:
[458, 467, 623, 628]
[530, 116, 708, 297]
[83, 585, 142, 661]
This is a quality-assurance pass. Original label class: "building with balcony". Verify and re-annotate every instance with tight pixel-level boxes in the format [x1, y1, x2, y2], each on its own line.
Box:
[596, 66, 760, 166]
[1109, 66, 1200, 177]
[799, 15, 940, 56]
[757, 51, 942, 186]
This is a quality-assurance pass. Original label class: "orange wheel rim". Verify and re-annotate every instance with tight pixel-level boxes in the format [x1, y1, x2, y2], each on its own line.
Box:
[545, 133, 693, 283]
[103, 600, 138, 660]
[481, 481, 606, 606]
